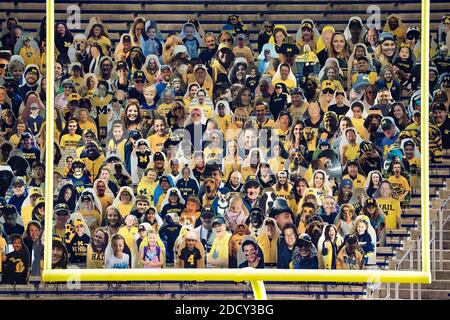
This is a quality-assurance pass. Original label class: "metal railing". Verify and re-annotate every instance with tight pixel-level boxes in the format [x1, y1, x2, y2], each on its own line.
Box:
[394, 236, 420, 300]
[439, 197, 450, 270]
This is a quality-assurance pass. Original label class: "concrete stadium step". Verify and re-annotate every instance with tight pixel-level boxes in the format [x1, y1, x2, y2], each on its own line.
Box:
[397, 249, 450, 260]
[379, 288, 450, 300]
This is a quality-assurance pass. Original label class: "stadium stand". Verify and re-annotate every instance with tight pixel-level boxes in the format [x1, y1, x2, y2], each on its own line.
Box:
[0, 0, 449, 300]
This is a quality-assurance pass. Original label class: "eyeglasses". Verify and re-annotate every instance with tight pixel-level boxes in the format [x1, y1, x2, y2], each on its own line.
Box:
[0, 64, 7, 69]
[112, 98, 124, 105]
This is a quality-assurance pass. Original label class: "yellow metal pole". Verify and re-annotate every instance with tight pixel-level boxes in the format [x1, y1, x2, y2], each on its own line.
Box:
[420, 0, 431, 282]
[44, 0, 55, 272]
[250, 280, 267, 300]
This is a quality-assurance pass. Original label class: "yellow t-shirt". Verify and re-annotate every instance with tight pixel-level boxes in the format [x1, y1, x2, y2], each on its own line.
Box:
[79, 208, 102, 235]
[79, 121, 98, 137]
[408, 157, 420, 168]
[118, 226, 138, 254]
[257, 234, 279, 264]
[268, 156, 286, 174]
[148, 133, 169, 153]
[86, 245, 105, 269]
[388, 175, 411, 199]
[377, 197, 401, 229]
[98, 194, 114, 218]
[107, 139, 126, 162]
[253, 119, 275, 130]
[223, 157, 242, 182]
[207, 232, 232, 268]
[343, 143, 360, 162]
[216, 115, 232, 133]
[204, 146, 223, 164]
[19, 46, 40, 66]
[87, 36, 111, 56]
[241, 166, 257, 182]
[232, 46, 254, 64]
[0, 236, 6, 273]
[342, 173, 366, 189]
[60, 134, 82, 152]
[137, 180, 158, 206]
[21, 205, 34, 228]
[351, 118, 369, 140]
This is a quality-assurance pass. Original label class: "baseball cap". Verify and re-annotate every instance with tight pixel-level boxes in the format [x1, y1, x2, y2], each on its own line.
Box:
[169, 189, 179, 196]
[321, 80, 336, 92]
[432, 102, 446, 112]
[153, 152, 165, 161]
[138, 224, 146, 232]
[29, 187, 43, 197]
[191, 107, 202, 116]
[174, 45, 189, 58]
[133, 70, 145, 81]
[12, 177, 25, 187]
[268, 198, 294, 220]
[365, 197, 377, 207]
[137, 140, 148, 148]
[237, 33, 246, 40]
[55, 203, 70, 216]
[123, 34, 131, 42]
[116, 61, 128, 70]
[212, 216, 225, 227]
[280, 43, 300, 56]
[160, 65, 172, 72]
[25, 66, 39, 76]
[159, 176, 170, 184]
[35, 197, 45, 207]
[290, 87, 305, 97]
[403, 140, 415, 148]
[244, 175, 260, 189]
[339, 178, 353, 189]
[379, 32, 394, 43]
[105, 150, 121, 162]
[201, 208, 215, 218]
[135, 195, 149, 204]
[297, 233, 312, 244]
[129, 129, 142, 140]
[301, 21, 313, 30]
[68, 92, 81, 102]
[193, 64, 207, 73]
[406, 26, 420, 39]
[356, 56, 369, 63]
[353, 74, 370, 90]
[381, 117, 395, 131]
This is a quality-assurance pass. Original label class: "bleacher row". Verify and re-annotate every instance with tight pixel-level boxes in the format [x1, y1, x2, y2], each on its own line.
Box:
[0, 0, 448, 300]
[1, 0, 449, 49]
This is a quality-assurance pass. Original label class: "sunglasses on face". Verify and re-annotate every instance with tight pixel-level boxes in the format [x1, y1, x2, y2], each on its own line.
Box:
[0, 64, 8, 69]
[135, 79, 145, 84]
[112, 98, 124, 104]
[323, 89, 335, 95]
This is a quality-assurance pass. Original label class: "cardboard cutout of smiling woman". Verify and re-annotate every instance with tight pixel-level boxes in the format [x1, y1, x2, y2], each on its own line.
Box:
[237, 235, 265, 269]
